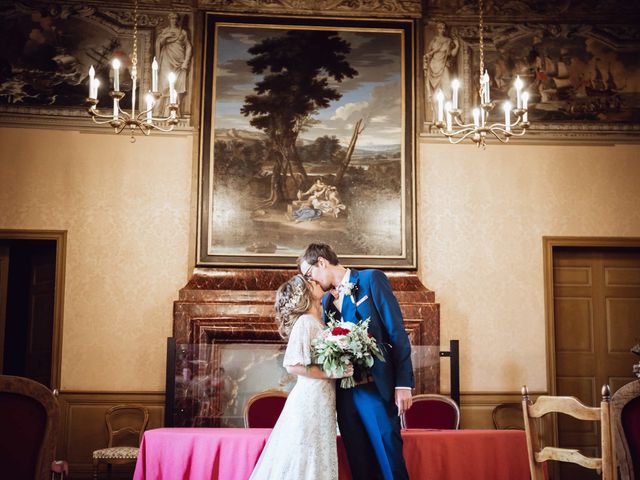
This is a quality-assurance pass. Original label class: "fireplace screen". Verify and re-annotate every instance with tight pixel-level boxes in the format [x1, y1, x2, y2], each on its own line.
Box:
[166, 341, 445, 428]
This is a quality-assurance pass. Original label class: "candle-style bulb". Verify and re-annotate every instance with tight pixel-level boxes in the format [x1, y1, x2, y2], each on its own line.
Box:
[112, 58, 121, 92]
[503, 101, 512, 131]
[472, 108, 480, 128]
[152, 57, 159, 92]
[522, 92, 529, 122]
[451, 79, 460, 110]
[88, 65, 96, 99]
[145, 93, 154, 121]
[514, 76, 523, 108]
[168, 72, 177, 104]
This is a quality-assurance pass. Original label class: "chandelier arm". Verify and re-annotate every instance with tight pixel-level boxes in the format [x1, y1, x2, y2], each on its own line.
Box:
[147, 122, 180, 132]
[440, 128, 481, 144]
[136, 109, 179, 125]
[133, 123, 152, 136]
[484, 128, 509, 143]
[452, 116, 476, 129]
[114, 123, 127, 135]
[90, 115, 120, 126]
[117, 106, 132, 120]
[502, 128, 528, 138]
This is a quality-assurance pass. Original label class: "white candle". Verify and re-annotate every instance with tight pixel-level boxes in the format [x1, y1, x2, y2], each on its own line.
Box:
[112, 58, 121, 91]
[445, 101, 452, 132]
[482, 70, 490, 103]
[152, 57, 158, 92]
[503, 101, 512, 131]
[113, 98, 118, 120]
[472, 108, 480, 128]
[514, 76, 523, 109]
[145, 93, 154, 121]
[168, 72, 177, 104]
[89, 65, 95, 99]
[436, 90, 444, 123]
[94, 79, 100, 100]
[451, 79, 460, 110]
[522, 92, 529, 122]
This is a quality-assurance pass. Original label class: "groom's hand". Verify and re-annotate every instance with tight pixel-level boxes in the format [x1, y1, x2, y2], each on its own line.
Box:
[395, 388, 413, 416]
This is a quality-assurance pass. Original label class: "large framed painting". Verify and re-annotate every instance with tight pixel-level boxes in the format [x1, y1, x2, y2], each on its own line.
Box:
[198, 14, 416, 267]
[420, 0, 640, 140]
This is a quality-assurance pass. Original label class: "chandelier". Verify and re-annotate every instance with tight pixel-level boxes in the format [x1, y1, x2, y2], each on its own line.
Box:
[433, 0, 530, 147]
[85, 0, 179, 141]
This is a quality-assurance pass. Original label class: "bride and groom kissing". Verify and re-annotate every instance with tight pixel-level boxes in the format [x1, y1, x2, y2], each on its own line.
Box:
[249, 243, 414, 480]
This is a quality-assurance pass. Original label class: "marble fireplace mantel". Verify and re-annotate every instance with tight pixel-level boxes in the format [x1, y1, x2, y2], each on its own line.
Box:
[173, 268, 440, 348]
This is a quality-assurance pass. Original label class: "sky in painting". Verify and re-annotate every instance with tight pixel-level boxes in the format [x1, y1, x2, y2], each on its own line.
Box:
[213, 24, 403, 148]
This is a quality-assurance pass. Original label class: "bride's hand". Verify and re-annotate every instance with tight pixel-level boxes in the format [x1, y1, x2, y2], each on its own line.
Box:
[342, 364, 354, 378]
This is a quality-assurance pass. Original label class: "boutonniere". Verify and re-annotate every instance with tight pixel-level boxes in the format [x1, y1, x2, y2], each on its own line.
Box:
[341, 282, 357, 297]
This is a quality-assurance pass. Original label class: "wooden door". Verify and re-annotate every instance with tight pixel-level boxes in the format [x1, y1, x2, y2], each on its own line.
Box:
[553, 247, 640, 479]
[0, 245, 9, 373]
[24, 244, 56, 387]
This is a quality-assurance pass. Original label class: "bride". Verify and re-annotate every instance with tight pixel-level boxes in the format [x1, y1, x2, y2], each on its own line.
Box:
[249, 274, 353, 480]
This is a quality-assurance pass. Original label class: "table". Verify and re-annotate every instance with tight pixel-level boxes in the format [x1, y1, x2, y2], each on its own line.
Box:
[133, 428, 534, 480]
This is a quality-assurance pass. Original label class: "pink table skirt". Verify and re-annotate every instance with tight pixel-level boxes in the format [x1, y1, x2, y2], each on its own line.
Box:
[134, 428, 533, 480]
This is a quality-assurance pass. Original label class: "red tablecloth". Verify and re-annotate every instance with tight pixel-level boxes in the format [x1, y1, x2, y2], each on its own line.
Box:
[134, 428, 533, 480]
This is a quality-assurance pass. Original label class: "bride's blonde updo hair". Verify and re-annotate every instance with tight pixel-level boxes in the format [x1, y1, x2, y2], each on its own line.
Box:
[275, 274, 313, 339]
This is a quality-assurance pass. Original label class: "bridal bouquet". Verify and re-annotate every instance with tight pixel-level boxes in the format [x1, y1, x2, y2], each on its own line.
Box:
[313, 317, 385, 388]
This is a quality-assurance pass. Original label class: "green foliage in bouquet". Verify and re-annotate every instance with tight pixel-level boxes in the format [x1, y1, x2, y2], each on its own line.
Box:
[313, 317, 385, 388]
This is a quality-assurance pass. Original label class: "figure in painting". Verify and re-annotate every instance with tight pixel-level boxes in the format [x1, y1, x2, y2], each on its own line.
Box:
[155, 12, 192, 115]
[424, 21, 459, 121]
[291, 179, 346, 222]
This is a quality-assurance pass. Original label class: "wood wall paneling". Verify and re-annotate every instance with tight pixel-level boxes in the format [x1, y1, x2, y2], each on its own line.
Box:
[57, 391, 165, 479]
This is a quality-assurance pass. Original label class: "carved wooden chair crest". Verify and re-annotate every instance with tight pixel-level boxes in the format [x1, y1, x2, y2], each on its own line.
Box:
[522, 384, 615, 480]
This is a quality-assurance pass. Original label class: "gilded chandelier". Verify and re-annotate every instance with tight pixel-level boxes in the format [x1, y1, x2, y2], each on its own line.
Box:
[85, 0, 179, 141]
[433, 0, 530, 147]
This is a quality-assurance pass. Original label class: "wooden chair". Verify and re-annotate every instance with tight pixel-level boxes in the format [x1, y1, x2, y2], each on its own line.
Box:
[522, 384, 615, 480]
[0, 375, 67, 480]
[243, 389, 288, 428]
[92, 404, 149, 479]
[401, 394, 460, 429]
[492, 402, 525, 430]
[611, 380, 640, 480]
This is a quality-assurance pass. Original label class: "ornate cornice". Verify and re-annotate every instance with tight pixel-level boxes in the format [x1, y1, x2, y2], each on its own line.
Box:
[198, 0, 421, 18]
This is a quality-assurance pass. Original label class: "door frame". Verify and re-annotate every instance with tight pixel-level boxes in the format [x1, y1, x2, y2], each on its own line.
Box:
[0, 229, 67, 389]
[543, 236, 640, 477]
[543, 236, 640, 397]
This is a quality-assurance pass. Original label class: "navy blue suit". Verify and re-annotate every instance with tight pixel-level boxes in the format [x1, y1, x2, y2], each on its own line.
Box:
[322, 269, 413, 480]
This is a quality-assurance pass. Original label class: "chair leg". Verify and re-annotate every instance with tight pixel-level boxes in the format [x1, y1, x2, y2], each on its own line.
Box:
[107, 463, 112, 480]
[93, 459, 100, 480]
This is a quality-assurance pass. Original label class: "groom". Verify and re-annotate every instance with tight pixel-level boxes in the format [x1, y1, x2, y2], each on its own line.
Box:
[299, 243, 413, 480]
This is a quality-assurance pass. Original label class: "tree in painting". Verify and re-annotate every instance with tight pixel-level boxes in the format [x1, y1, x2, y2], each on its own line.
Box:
[240, 31, 359, 206]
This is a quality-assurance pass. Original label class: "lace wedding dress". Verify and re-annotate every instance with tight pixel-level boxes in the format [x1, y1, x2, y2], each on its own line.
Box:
[249, 313, 338, 480]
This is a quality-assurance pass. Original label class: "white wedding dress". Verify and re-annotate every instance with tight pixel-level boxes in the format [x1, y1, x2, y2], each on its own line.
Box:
[249, 313, 338, 480]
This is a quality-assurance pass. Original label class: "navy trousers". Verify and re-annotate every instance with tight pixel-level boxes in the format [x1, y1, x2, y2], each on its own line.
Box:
[337, 383, 409, 480]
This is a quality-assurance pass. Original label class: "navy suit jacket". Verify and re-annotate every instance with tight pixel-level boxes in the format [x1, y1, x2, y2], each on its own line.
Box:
[322, 268, 414, 402]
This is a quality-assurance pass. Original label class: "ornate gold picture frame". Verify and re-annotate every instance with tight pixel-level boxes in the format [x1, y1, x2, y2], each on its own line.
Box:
[197, 13, 416, 267]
